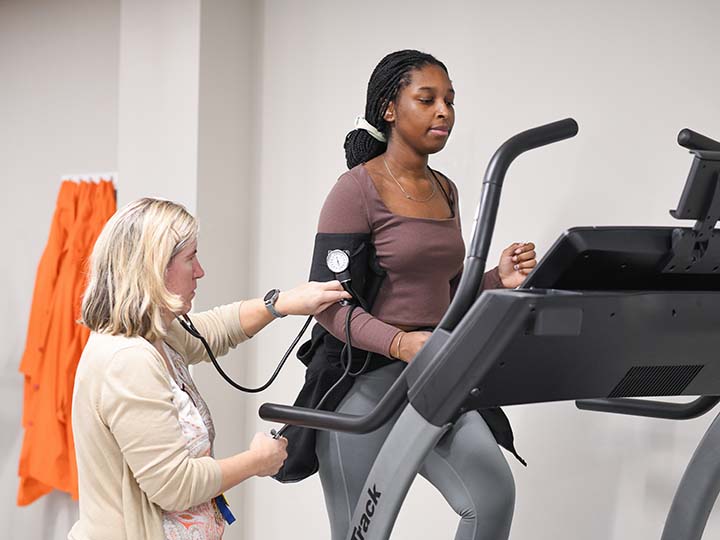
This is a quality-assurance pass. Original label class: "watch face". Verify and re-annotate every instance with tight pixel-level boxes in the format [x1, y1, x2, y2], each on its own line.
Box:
[264, 289, 278, 303]
[326, 249, 350, 273]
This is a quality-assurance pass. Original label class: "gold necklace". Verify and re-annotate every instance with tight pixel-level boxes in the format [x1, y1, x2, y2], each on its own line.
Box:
[383, 157, 437, 203]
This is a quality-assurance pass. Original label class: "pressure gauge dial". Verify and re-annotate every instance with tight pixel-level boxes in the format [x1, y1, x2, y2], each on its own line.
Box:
[326, 249, 350, 273]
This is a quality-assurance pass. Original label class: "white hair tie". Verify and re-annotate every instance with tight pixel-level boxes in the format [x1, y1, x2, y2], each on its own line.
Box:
[354, 116, 387, 143]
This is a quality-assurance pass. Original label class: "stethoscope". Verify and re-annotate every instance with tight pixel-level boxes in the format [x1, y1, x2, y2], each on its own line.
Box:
[176, 312, 313, 394]
[177, 249, 367, 440]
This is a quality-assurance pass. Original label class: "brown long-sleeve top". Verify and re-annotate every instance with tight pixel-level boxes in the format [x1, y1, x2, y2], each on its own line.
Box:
[314, 164, 504, 358]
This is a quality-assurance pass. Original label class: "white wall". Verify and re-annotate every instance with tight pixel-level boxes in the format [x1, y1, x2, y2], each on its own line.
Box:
[193, 0, 261, 535]
[243, 1, 720, 539]
[117, 0, 201, 211]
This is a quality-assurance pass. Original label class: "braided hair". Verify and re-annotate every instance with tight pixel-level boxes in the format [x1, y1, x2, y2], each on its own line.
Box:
[344, 49, 449, 169]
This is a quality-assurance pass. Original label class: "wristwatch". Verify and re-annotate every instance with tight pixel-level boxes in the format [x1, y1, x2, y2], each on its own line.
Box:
[263, 288, 286, 318]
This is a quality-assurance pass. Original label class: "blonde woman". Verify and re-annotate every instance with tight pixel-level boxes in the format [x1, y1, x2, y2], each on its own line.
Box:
[69, 198, 350, 540]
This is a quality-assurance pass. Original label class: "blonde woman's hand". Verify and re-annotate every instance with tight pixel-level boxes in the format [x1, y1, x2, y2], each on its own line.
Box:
[249, 432, 288, 477]
[390, 330, 432, 363]
[498, 242, 537, 289]
[274, 281, 351, 316]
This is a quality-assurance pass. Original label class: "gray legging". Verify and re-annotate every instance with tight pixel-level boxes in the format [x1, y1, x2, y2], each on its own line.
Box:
[316, 362, 515, 540]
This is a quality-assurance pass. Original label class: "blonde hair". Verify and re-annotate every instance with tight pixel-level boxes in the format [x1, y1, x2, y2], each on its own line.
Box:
[81, 197, 198, 340]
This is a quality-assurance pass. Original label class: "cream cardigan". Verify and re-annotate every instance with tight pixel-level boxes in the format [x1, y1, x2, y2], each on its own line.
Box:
[68, 302, 249, 540]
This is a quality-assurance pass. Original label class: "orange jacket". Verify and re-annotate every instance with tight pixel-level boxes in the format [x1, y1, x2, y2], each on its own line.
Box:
[18, 180, 116, 506]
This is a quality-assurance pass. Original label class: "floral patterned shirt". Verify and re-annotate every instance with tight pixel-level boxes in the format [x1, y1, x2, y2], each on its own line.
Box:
[161, 343, 225, 540]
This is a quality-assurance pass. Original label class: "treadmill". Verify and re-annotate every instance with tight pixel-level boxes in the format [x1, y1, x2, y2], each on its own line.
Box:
[260, 118, 720, 540]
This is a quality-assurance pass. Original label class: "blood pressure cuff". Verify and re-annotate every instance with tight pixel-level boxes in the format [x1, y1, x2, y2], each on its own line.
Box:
[274, 233, 390, 483]
[298, 232, 387, 369]
[308, 232, 384, 314]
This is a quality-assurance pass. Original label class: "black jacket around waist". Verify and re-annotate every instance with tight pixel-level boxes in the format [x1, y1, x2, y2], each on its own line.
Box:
[274, 324, 525, 484]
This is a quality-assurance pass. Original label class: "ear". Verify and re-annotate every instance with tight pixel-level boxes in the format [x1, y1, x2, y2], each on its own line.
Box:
[383, 102, 396, 123]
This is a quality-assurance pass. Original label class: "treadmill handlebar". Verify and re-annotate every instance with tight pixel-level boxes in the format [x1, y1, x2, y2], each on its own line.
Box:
[576, 396, 720, 420]
[677, 128, 720, 152]
[442, 118, 579, 331]
[259, 372, 409, 433]
[480, 118, 579, 192]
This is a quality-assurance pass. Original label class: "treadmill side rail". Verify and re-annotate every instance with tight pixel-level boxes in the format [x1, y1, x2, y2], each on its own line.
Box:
[344, 405, 449, 540]
[661, 411, 720, 540]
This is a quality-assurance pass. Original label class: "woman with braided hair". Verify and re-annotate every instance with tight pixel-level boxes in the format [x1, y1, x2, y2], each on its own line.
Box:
[291, 50, 537, 540]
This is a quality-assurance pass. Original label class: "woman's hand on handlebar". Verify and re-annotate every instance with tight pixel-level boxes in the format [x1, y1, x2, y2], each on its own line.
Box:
[498, 242, 537, 288]
[275, 280, 351, 316]
[390, 330, 432, 363]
